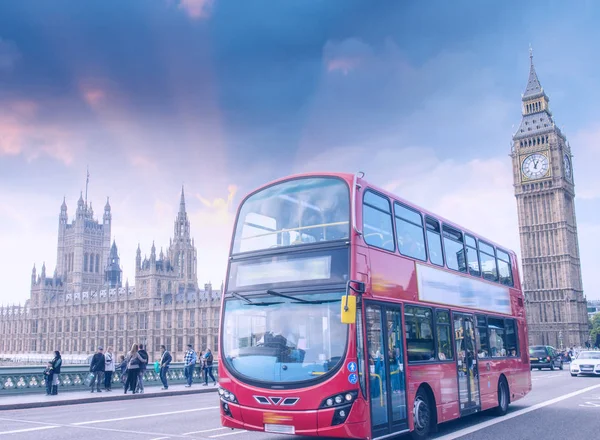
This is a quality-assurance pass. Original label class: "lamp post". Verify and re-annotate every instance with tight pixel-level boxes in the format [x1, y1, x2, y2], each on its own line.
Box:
[559, 330, 563, 350]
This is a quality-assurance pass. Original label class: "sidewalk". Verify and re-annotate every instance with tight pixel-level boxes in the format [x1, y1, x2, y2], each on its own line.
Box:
[0, 383, 219, 410]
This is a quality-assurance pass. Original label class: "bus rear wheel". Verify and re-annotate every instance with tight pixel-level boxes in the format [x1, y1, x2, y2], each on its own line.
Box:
[494, 377, 509, 416]
[411, 388, 432, 439]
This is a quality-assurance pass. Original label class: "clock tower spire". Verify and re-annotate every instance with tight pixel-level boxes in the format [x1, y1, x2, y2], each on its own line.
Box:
[511, 50, 588, 348]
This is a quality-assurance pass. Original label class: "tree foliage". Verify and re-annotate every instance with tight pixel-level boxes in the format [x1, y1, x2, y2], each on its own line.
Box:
[590, 314, 600, 347]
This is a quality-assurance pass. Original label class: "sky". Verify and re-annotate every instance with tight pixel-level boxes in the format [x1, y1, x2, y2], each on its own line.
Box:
[1, 0, 600, 304]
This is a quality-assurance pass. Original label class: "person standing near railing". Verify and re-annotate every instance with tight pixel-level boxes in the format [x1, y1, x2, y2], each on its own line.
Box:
[124, 343, 144, 394]
[135, 343, 149, 394]
[89, 347, 105, 393]
[50, 351, 62, 395]
[104, 347, 115, 391]
[184, 344, 197, 387]
[202, 348, 216, 386]
[159, 345, 172, 390]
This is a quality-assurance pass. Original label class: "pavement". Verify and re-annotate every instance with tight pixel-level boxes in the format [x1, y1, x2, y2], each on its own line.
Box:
[0, 382, 219, 410]
[0, 369, 598, 439]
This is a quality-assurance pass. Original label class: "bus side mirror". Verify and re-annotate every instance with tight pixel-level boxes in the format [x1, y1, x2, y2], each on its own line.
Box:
[341, 295, 356, 324]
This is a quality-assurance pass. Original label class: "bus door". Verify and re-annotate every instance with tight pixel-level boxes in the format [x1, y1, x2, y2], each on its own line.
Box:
[364, 303, 408, 438]
[453, 313, 481, 415]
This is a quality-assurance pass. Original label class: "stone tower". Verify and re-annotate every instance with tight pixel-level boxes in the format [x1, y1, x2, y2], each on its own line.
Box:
[135, 187, 198, 298]
[55, 181, 112, 293]
[511, 50, 588, 348]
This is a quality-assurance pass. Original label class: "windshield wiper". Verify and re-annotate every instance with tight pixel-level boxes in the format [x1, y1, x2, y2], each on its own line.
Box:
[266, 290, 340, 305]
[229, 291, 282, 307]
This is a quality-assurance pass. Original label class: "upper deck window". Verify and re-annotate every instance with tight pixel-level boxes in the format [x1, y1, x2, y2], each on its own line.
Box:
[479, 241, 499, 283]
[232, 177, 350, 254]
[394, 203, 426, 261]
[496, 249, 514, 287]
[442, 225, 467, 273]
[425, 217, 444, 267]
[363, 191, 395, 252]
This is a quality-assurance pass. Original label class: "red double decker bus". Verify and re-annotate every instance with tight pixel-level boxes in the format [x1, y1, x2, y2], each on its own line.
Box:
[218, 172, 531, 439]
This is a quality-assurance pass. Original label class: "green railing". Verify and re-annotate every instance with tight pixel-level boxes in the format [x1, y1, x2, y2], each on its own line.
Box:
[0, 362, 219, 395]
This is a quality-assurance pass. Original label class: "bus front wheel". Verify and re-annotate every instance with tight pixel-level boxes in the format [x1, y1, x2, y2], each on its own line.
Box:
[411, 388, 433, 439]
[494, 377, 509, 416]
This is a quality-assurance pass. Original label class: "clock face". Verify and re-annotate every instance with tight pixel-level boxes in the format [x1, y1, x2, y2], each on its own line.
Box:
[521, 153, 549, 180]
[563, 154, 572, 181]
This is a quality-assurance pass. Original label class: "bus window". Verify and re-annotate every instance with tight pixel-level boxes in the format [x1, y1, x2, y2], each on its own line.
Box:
[505, 319, 518, 356]
[465, 234, 481, 277]
[363, 191, 395, 252]
[425, 217, 444, 267]
[404, 305, 435, 362]
[488, 317, 506, 357]
[496, 249, 514, 286]
[435, 310, 453, 360]
[394, 203, 426, 261]
[442, 225, 466, 273]
[478, 241, 498, 283]
[475, 316, 490, 358]
[232, 177, 350, 254]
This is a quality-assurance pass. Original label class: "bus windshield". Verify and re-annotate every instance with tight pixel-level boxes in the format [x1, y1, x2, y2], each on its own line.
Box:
[232, 177, 350, 254]
[222, 291, 347, 384]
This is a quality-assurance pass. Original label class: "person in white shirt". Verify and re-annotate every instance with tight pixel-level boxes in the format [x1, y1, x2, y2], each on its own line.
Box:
[104, 347, 115, 391]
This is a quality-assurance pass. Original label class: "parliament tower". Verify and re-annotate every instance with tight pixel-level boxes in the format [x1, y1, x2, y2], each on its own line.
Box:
[511, 50, 588, 348]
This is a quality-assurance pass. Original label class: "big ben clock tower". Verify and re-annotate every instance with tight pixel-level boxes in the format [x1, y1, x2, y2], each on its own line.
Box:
[512, 50, 588, 348]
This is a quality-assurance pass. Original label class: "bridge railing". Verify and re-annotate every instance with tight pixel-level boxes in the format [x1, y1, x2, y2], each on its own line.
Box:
[0, 362, 219, 395]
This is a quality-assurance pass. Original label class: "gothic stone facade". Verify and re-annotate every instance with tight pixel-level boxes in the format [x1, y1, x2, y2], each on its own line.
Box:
[512, 53, 588, 347]
[0, 188, 221, 362]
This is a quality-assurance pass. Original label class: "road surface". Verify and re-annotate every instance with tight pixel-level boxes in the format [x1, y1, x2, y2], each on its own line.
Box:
[0, 369, 598, 439]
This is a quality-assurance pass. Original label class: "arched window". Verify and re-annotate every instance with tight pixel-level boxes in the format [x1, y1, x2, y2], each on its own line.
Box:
[84, 253, 88, 272]
[96, 254, 100, 273]
[89, 254, 94, 274]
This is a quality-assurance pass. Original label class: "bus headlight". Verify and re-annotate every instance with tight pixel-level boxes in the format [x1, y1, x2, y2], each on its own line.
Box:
[320, 391, 358, 408]
[218, 387, 238, 403]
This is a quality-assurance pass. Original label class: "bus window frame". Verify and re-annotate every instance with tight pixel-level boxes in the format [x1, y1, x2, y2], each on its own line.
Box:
[441, 224, 467, 274]
[434, 308, 454, 362]
[464, 233, 482, 278]
[478, 239, 500, 283]
[362, 189, 396, 253]
[228, 175, 352, 257]
[496, 248, 514, 287]
[393, 201, 427, 262]
[504, 318, 519, 357]
[424, 216, 445, 267]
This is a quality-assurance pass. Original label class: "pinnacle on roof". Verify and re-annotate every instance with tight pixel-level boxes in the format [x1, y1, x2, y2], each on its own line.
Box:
[180, 185, 186, 213]
[78, 191, 85, 206]
[523, 47, 544, 99]
[61, 196, 67, 211]
[104, 196, 111, 212]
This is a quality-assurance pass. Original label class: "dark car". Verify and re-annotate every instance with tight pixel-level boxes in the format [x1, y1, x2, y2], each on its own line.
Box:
[529, 345, 563, 370]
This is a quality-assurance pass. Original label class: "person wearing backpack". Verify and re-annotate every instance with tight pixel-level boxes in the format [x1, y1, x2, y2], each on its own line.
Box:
[203, 348, 216, 386]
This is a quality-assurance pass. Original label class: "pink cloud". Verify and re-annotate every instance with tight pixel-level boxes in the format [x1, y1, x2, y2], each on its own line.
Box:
[78, 79, 110, 108]
[178, 0, 213, 19]
[0, 101, 78, 165]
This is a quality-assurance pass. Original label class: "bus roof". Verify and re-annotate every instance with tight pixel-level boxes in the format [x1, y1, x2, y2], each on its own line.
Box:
[241, 171, 517, 257]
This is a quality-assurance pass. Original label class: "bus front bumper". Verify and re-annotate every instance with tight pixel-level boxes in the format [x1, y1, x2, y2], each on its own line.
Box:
[220, 399, 367, 438]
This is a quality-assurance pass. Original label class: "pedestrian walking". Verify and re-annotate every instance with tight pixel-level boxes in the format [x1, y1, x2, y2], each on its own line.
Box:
[202, 348, 217, 386]
[89, 347, 105, 393]
[135, 343, 149, 394]
[184, 344, 197, 387]
[104, 346, 115, 391]
[159, 345, 172, 390]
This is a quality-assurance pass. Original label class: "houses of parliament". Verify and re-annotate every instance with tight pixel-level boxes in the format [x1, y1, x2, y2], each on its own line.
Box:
[0, 186, 221, 362]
